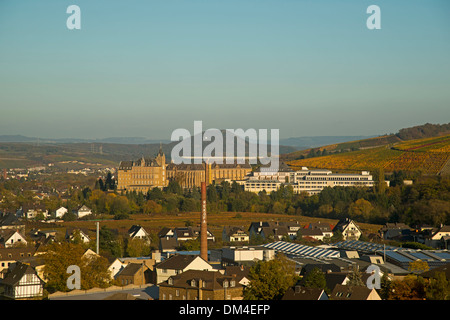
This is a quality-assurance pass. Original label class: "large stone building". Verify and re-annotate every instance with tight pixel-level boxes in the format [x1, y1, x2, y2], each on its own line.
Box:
[117, 147, 252, 192]
[117, 147, 167, 193]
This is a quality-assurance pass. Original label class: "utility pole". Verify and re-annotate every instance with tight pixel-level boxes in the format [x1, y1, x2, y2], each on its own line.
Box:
[96, 221, 100, 254]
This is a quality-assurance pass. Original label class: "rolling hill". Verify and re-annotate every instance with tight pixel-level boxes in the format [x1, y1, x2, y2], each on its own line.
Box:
[286, 134, 450, 175]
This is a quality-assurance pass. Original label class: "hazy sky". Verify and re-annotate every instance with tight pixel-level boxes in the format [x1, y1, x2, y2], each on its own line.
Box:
[1, 0, 449, 140]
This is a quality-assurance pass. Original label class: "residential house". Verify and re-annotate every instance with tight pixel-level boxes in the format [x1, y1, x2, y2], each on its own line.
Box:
[297, 228, 325, 241]
[329, 284, 381, 300]
[381, 222, 413, 241]
[116, 263, 151, 286]
[108, 258, 127, 279]
[248, 221, 289, 241]
[0, 212, 25, 232]
[0, 262, 45, 300]
[159, 236, 178, 253]
[282, 285, 329, 300]
[0, 229, 27, 248]
[425, 225, 450, 249]
[128, 225, 151, 244]
[224, 265, 250, 286]
[222, 226, 249, 243]
[65, 227, 91, 244]
[159, 269, 243, 300]
[154, 254, 213, 284]
[307, 222, 334, 238]
[55, 207, 68, 219]
[174, 226, 215, 242]
[158, 227, 175, 238]
[75, 205, 92, 219]
[0, 247, 37, 272]
[333, 218, 362, 240]
[20, 204, 48, 220]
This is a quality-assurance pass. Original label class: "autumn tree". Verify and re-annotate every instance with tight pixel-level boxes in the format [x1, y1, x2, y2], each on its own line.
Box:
[243, 254, 297, 300]
[388, 275, 426, 300]
[408, 260, 430, 274]
[42, 242, 111, 293]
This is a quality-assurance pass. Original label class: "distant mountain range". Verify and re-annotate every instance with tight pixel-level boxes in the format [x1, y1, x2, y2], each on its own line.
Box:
[0, 134, 373, 151]
[0, 135, 171, 145]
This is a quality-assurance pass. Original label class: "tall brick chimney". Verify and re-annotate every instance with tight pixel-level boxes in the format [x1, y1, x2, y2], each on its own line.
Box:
[200, 181, 208, 261]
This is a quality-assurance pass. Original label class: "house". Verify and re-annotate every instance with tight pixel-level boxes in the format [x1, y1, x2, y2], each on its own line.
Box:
[75, 205, 92, 219]
[329, 284, 381, 300]
[333, 218, 362, 240]
[174, 226, 215, 242]
[116, 263, 151, 286]
[55, 207, 68, 219]
[0, 262, 45, 299]
[128, 225, 151, 244]
[222, 226, 249, 243]
[307, 222, 334, 238]
[159, 236, 178, 253]
[248, 221, 289, 241]
[282, 285, 329, 300]
[381, 222, 413, 241]
[108, 258, 127, 279]
[0, 212, 25, 232]
[224, 265, 251, 286]
[65, 227, 91, 244]
[0, 247, 37, 272]
[154, 254, 213, 284]
[248, 221, 298, 240]
[159, 269, 244, 300]
[0, 229, 27, 248]
[20, 204, 48, 220]
[158, 227, 175, 238]
[425, 225, 450, 249]
[297, 228, 325, 241]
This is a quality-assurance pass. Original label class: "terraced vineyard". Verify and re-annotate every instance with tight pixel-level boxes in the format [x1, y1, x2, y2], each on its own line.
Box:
[288, 134, 450, 175]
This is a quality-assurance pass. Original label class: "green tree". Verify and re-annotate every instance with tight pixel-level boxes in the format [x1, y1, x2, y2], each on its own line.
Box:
[126, 238, 151, 257]
[347, 267, 364, 287]
[425, 271, 450, 300]
[302, 267, 328, 292]
[243, 254, 297, 300]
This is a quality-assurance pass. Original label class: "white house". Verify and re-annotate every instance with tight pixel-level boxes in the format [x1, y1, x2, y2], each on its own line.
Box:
[55, 207, 68, 219]
[65, 228, 91, 244]
[75, 205, 92, 219]
[425, 225, 450, 249]
[0, 229, 27, 248]
[222, 226, 249, 243]
[333, 218, 362, 240]
[21, 205, 48, 220]
[108, 258, 127, 279]
[128, 225, 151, 244]
[0, 262, 44, 299]
[155, 254, 213, 284]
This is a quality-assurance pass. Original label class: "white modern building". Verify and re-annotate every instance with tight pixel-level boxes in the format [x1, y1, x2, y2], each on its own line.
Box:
[244, 167, 375, 195]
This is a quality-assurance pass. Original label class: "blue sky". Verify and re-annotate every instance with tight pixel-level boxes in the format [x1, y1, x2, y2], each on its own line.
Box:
[0, 0, 449, 140]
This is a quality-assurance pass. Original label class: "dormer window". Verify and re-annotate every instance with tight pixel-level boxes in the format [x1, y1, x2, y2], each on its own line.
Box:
[168, 278, 173, 285]
[191, 280, 196, 287]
